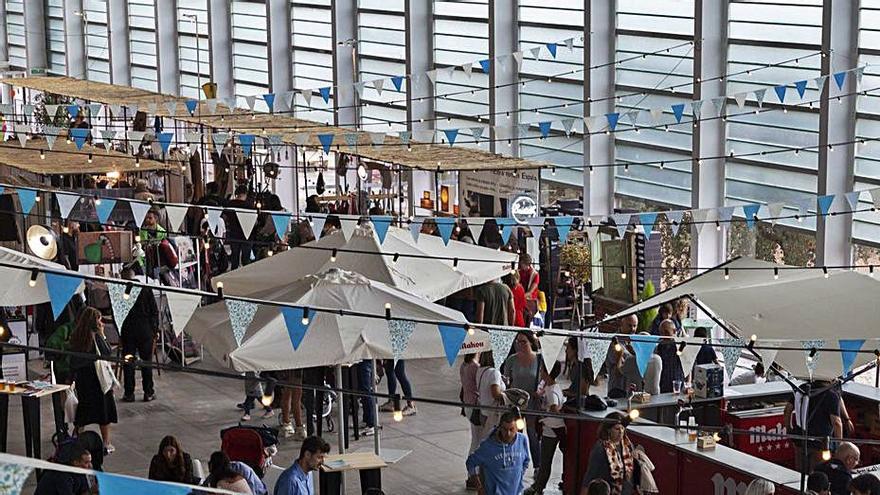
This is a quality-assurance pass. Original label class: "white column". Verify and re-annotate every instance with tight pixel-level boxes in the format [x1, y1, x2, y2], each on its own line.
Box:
[208, 0, 233, 100]
[816, 0, 857, 267]
[0, 1, 9, 65]
[488, 0, 517, 155]
[405, 0, 434, 216]
[268, 0, 291, 96]
[107, 0, 130, 85]
[23, 0, 48, 71]
[155, 0, 179, 94]
[64, 0, 86, 79]
[332, 0, 357, 128]
[583, 0, 615, 217]
[691, 0, 729, 272]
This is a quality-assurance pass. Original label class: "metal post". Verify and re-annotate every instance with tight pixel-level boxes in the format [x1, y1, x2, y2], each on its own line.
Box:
[334, 364, 346, 495]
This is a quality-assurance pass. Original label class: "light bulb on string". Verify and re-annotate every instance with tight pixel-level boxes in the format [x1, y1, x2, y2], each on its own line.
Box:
[612, 337, 622, 353]
[29, 269, 39, 287]
[385, 302, 392, 320]
[123, 282, 133, 300]
[215, 281, 223, 297]
[467, 325, 475, 336]
[330, 249, 337, 263]
[628, 409, 640, 421]
[774, 267, 779, 280]
[40, 150, 45, 160]
[453, 258, 459, 271]
[823, 267, 829, 279]
[724, 268, 730, 280]
[301, 307, 310, 325]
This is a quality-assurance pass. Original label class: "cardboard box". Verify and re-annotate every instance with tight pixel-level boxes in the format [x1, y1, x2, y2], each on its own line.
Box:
[694, 363, 724, 399]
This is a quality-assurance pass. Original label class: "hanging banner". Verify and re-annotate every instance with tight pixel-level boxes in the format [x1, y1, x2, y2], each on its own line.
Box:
[460, 169, 539, 217]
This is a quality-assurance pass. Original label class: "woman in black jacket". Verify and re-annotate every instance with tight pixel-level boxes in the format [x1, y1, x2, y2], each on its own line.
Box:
[149, 435, 197, 484]
[69, 307, 117, 453]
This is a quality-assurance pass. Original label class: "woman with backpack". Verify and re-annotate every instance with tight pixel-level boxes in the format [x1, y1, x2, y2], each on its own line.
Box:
[69, 307, 117, 454]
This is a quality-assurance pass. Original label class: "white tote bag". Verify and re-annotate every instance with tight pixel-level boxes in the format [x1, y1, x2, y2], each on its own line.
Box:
[94, 341, 119, 394]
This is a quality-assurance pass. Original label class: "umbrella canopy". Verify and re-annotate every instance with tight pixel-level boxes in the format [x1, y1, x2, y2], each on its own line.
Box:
[212, 223, 517, 302]
[604, 257, 880, 380]
[0, 246, 85, 306]
[201, 268, 488, 371]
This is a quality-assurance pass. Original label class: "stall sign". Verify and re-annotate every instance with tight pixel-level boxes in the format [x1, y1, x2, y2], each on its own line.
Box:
[510, 195, 538, 224]
[460, 169, 539, 217]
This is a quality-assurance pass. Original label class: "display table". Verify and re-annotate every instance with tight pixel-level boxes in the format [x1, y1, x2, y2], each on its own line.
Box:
[0, 382, 70, 460]
[319, 452, 387, 495]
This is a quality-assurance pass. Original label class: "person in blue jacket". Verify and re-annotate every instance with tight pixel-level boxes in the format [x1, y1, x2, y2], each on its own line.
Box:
[466, 410, 530, 495]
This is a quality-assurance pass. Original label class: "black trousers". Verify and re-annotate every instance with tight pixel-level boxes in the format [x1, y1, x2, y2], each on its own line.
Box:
[229, 240, 251, 270]
[122, 331, 154, 397]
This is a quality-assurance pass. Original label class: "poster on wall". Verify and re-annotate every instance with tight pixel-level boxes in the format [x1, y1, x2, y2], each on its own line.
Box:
[460, 169, 539, 217]
[2, 320, 28, 382]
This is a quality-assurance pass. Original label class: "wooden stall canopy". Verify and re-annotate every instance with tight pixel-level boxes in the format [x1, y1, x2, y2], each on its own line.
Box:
[10, 76, 551, 173]
[0, 138, 169, 175]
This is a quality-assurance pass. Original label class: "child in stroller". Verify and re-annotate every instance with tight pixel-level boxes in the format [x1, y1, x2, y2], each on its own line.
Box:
[220, 424, 279, 478]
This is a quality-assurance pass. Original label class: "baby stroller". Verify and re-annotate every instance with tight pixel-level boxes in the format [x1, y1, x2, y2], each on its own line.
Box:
[220, 424, 279, 478]
[318, 380, 338, 433]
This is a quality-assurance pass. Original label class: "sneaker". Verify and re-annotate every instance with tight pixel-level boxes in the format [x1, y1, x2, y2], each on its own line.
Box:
[378, 401, 395, 412]
[293, 426, 307, 441]
[143, 393, 156, 402]
[104, 444, 115, 455]
[122, 395, 135, 403]
[360, 426, 375, 436]
[262, 408, 275, 419]
[402, 404, 417, 416]
[280, 422, 295, 438]
[236, 402, 247, 410]
[465, 476, 479, 491]
[241, 413, 251, 421]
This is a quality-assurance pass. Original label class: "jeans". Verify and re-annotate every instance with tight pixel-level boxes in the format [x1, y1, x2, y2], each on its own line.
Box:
[531, 435, 561, 492]
[383, 360, 413, 399]
[229, 240, 251, 270]
[122, 331, 153, 397]
[525, 416, 541, 469]
[357, 361, 376, 427]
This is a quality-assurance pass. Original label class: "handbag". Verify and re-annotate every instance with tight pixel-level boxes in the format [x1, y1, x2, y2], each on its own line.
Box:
[469, 369, 488, 427]
[64, 384, 79, 424]
[94, 340, 119, 394]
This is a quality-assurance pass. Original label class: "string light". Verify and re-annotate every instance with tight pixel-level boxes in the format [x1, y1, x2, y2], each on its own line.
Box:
[715, 221, 721, 231]
[823, 267, 829, 279]
[28, 269, 39, 287]
[774, 267, 779, 280]
[40, 150, 46, 159]
[123, 282, 133, 300]
[467, 325, 475, 336]
[620, 266, 627, 279]
[94, 195, 101, 206]
[392, 253, 400, 264]
[87, 153, 93, 163]
[301, 307, 311, 325]
[808, 347, 818, 362]
[453, 258, 459, 271]
[612, 337, 622, 353]
[628, 409, 640, 420]
[215, 281, 224, 297]
[267, 249, 274, 257]
[748, 334, 757, 351]
[821, 437, 832, 461]
[384, 302, 392, 320]
[330, 249, 337, 263]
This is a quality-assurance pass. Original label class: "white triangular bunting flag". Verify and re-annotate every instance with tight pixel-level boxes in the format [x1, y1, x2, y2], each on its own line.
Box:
[165, 205, 189, 232]
[565, 37, 574, 52]
[13, 124, 29, 148]
[245, 95, 257, 111]
[55, 192, 80, 219]
[754, 340, 780, 369]
[109, 104, 122, 116]
[426, 70, 438, 84]
[561, 118, 575, 136]
[469, 126, 485, 141]
[844, 191, 861, 212]
[734, 92, 747, 109]
[513, 51, 524, 70]
[692, 100, 703, 119]
[341, 216, 358, 240]
[369, 132, 386, 145]
[584, 223, 600, 240]
[649, 107, 663, 123]
[529, 46, 541, 60]
[129, 201, 151, 228]
[147, 102, 158, 115]
[409, 218, 422, 243]
[205, 99, 218, 114]
[443, 65, 456, 80]
[527, 217, 545, 239]
[166, 291, 202, 336]
[815, 75, 828, 94]
[87, 103, 102, 116]
[691, 209, 710, 234]
[127, 131, 146, 150]
[489, 330, 517, 367]
[44, 126, 60, 150]
[768, 202, 785, 224]
[467, 218, 483, 243]
[164, 101, 178, 116]
[541, 334, 567, 375]
[184, 131, 202, 148]
[462, 63, 473, 79]
[610, 214, 630, 238]
[99, 130, 117, 151]
[302, 90, 313, 107]
[578, 329, 611, 372]
[212, 132, 228, 149]
[291, 133, 309, 146]
[712, 97, 725, 116]
[206, 208, 223, 234]
[754, 88, 767, 108]
[677, 342, 701, 375]
[665, 210, 685, 236]
[354, 82, 366, 98]
[236, 210, 259, 238]
[225, 299, 258, 347]
[45, 104, 61, 118]
[373, 79, 385, 96]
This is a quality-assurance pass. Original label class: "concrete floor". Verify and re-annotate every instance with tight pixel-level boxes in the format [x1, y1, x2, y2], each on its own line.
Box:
[10, 356, 564, 494]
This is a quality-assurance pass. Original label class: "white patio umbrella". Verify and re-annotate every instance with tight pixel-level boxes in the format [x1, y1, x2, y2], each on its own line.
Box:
[0, 246, 84, 306]
[212, 223, 517, 302]
[200, 268, 488, 371]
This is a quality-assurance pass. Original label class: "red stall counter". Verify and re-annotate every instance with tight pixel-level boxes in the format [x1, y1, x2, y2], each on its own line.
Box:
[722, 405, 795, 467]
[678, 442, 802, 495]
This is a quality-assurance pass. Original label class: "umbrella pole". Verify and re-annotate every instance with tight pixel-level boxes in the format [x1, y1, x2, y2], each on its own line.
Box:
[335, 364, 345, 455]
[373, 390, 381, 456]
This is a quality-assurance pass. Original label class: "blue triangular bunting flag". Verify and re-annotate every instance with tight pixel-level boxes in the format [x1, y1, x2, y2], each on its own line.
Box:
[262, 93, 276, 111]
[538, 121, 552, 138]
[817, 194, 835, 216]
[46, 272, 83, 319]
[96, 198, 117, 225]
[70, 128, 89, 150]
[239, 134, 255, 157]
[774, 85, 786, 103]
[479, 59, 491, 74]
[834, 71, 847, 90]
[281, 306, 311, 350]
[546, 43, 557, 58]
[554, 216, 574, 244]
[67, 105, 80, 118]
[639, 212, 658, 239]
[443, 129, 459, 146]
[16, 188, 38, 215]
[409, 218, 422, 243]
[795, 80, 808, 99]
[606, 112, 620, 131]
[318, 134, 334, 154]
[271, 213, 290, 239]
[319, 87, 331, 104]
[438, 324, 467, 366]
[839, 339, 865, 377]
[631, 335, 660, 377]
[742, 204, 761, 229]
[671, 104, 685, 123]
[157, 132, 173, 154]
[185, 99, 198, 114]
[435, 217, 455, 245]
[96, 472, 190, 495]
[391, 76, 404, 92]
[371, 216, 393, 244]
[496, 218, 515, 244]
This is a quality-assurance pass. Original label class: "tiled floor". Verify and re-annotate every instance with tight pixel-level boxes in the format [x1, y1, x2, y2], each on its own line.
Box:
[10, 356, 565, 494]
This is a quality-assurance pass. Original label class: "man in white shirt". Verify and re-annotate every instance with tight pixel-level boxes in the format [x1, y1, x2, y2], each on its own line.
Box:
[524, 382, 566, 495]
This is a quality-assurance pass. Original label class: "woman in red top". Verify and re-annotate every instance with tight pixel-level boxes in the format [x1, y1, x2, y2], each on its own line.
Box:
[503, 272, 528, 327]
[518, 254, 540, 322]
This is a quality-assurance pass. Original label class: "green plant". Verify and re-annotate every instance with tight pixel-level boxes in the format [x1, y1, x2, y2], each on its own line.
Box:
[636, 279, 657, 333]
[560, 241, 591, 285]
